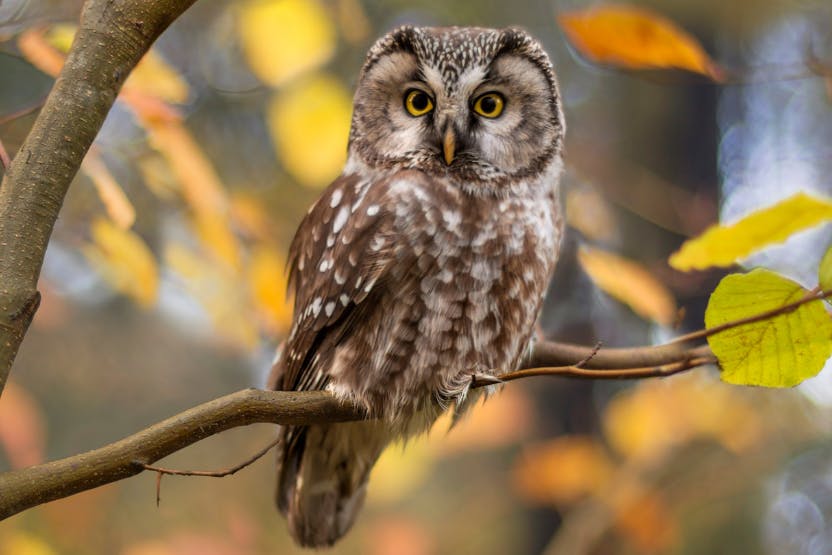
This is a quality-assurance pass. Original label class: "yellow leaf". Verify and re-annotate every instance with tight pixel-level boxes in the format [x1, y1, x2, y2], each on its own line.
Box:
[18, 27, 65, 78]
[558, 4, 719, 79]
[81, 149, 136, 230]
[142, 116, 241, 270]
[230, 193, 274, 241]
[269, 73, 352, 188]
[670, 193, 832, 271]
[239, 0, 335, 87]
[165, 244, 259, 349]
[513, 436, 613, 505]
[578, 246, 676, 325]
[819, 245, 832, 292]
[124, 50, 189, 104]
[705, 269, 832, 387]
[83, 218, 158, 307]
[0, 532, 57, 555]
[603, 372, 762, 463]
[565, 186, 618, 243]
[44, 23, 77, 53]
[248, 245, 293, 334]
[368, 434, 434, 506]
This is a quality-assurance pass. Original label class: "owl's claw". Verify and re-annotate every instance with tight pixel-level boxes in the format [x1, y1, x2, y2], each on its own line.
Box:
[470, 372, 504, 387]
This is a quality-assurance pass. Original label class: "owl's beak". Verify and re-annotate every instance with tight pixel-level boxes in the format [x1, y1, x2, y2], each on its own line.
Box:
[442, 128, 456, 165]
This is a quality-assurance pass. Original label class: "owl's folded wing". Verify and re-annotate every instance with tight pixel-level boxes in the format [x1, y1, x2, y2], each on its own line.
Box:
[273, 171, 422, 393]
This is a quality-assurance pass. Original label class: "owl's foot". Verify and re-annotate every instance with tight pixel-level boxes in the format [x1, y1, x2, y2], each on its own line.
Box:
[436, 366, 503, 414]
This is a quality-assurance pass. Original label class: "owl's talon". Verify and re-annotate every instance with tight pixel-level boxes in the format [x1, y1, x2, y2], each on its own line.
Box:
[470, 373, 504, 387]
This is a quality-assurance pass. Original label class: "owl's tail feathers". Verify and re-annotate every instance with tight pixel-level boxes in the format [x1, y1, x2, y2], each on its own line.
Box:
[276, 421, 391, 548]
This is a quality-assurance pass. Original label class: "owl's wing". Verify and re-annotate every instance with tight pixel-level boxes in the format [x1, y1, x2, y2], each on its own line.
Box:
[273, 172, 406, 393]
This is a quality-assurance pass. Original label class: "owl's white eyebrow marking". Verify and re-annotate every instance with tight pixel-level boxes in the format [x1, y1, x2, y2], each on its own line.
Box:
[366, 205, 380, 216]
[325, 301, 335, 317]
[332, 206, 349, 233]
[330, 189, 343, 208]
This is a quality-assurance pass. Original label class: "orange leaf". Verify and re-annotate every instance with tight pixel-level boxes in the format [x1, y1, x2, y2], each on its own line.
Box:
[558, 4, 720, 79]
[565, 186, 618, 243]
[18, 27, 64, 77]
[433, 387, 534, 456]
[81, 149, 136, 229]
[366, 515, 436, 555]
[603, 371, 762, 464]
[614, 491, 678, 553]
[83, 218, 158, 307]
[0, 381, 46, 468]
[142, 117, 241, 270]
[248, 244, 293, 335]
[513, 436, 613, 505]
[577, 246, 676, 325]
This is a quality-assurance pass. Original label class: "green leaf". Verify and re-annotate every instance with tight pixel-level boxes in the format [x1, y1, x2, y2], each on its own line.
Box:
[670, 193, 832, 271]
[819, 245, 832, 292]
[705, 268, 832, 387]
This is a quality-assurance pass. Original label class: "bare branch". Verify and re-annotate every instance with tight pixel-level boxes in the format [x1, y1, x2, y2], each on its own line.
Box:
[0, 389, 365, 520]
[0, 138, 10, 170]
[0, 338, 722, 521]
[0, 0, 198, 396]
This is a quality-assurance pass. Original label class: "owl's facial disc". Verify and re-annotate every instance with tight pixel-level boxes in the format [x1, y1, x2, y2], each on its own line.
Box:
[350, 26, 564, 185]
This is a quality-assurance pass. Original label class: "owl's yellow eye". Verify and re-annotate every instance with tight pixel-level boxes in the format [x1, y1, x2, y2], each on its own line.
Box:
[404, 89, 434, 117]
[473, 92, 505, 118]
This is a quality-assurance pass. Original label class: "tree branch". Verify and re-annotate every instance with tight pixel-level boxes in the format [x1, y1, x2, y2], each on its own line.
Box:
[0, 389, 365, 520]
[0, 0, 198, 396]
[0, 338, 720, 521]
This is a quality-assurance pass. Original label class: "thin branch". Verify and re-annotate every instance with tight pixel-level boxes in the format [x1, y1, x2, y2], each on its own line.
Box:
[670, 288, 831, 345]
[0, 95, 47, 126]
[0, 389, 365, 520]
[0, 138, 9, 170]
[0, 0, 198, 396]
[497, 355, 715, 383]
[140, 436, 281, 478]
[143, 436, 282, 506]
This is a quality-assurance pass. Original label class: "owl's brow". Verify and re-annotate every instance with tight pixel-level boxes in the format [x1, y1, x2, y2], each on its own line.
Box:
[477, 73, 510, 89]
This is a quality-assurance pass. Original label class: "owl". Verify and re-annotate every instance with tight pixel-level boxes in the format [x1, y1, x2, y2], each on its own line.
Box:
[268, 25, 565, 547]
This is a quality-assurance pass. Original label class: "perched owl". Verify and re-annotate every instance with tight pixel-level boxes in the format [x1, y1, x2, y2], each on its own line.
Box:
[269, 25, 565, 547]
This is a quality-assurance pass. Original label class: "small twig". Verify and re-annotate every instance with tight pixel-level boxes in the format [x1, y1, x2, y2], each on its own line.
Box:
[670, 288, 831, 345]
[141, 436, 280, 506]
[496, 355, 716, 383]
[155, 472, 162, 507]
[139, 436, 280, 478]
[574, 341, 603, 369]
[0, 96, 47, 126]
[0, 138, 10, 170]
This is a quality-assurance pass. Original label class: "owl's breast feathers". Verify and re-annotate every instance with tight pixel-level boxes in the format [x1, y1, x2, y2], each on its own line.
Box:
[272, 168, 561, 420]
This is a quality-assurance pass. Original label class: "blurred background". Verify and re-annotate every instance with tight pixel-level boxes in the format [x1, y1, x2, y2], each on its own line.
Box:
[1, 0, 832, 553]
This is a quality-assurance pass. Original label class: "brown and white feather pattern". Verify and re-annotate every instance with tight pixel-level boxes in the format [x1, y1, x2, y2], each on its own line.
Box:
[270, 24, 565, 548]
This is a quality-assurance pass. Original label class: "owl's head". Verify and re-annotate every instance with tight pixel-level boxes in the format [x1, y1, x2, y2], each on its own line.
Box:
[347, 26, 564, 189]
